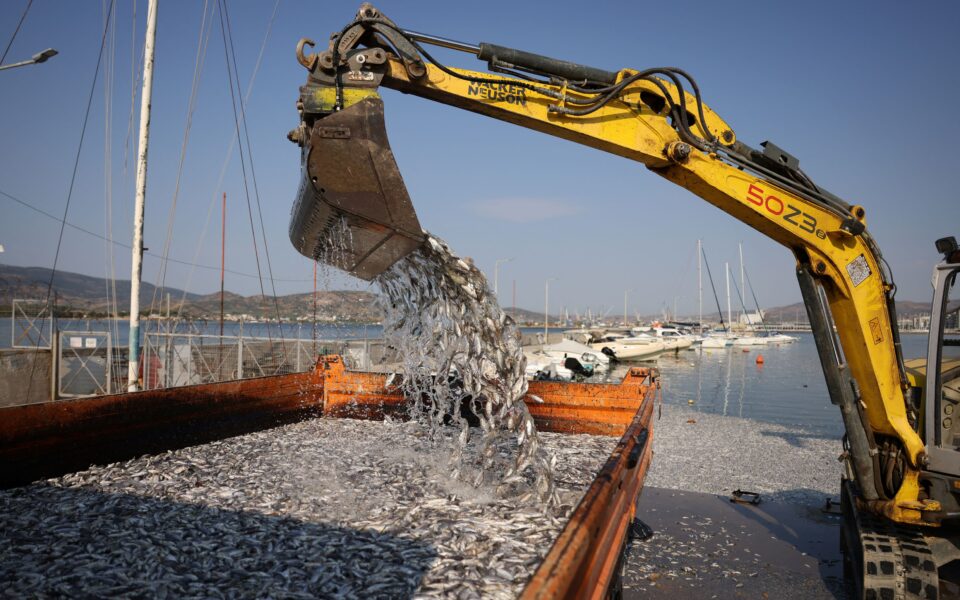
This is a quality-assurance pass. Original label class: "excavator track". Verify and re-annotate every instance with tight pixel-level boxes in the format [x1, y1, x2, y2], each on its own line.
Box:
[841, 480, 939, 599]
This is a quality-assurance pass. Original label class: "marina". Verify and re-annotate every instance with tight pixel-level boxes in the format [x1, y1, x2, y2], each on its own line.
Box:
[2, 1, 959, 598]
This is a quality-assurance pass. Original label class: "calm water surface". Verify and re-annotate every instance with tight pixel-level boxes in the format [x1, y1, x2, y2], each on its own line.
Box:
[604, 333, 931, 437]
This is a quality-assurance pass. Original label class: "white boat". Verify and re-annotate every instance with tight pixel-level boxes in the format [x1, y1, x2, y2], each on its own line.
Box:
[524, 351, 574, 381]
[700, 335, 732, 349]
[652, 326, 694, 350]
[588, 337, 666, 362]
[592, 331, 659, 345]
[761, 332, 799, 343]
[731, 335, 768, 346]
[535, 338, 610, 371]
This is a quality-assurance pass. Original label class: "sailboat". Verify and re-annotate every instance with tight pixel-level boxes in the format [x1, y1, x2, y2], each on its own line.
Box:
[730, 243, 768, 346]
[746, 281, 798, 344]
[699, 243, 734, 348]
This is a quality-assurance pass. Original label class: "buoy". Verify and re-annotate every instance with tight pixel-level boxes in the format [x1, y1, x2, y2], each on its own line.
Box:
[756, 354, 765, 364]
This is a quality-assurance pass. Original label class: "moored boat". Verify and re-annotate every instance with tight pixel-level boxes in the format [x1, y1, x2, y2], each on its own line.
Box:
[524, 351, 575, 381]
[588, 337, 667, 362]
[535, 338, 610, 371]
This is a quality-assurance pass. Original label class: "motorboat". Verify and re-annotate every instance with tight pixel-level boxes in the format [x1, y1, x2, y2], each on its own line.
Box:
[731, 335, 768, 346]
[535, 338, 610, 371]
[651, 326, 694, 351]
[524, 351, 574, 381]
[588, 334, 666, 362]
[761, 331, 799, 343]
[700, 335, 733, 349]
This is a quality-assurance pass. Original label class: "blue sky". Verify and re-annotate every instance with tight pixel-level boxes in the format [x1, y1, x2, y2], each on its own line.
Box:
[1, 0, 958, 317]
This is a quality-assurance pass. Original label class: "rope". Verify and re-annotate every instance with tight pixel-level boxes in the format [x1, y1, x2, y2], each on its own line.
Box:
[102, 0, 121, 352]
[216, 0, 273, 344]
[0, 0, 34, 64]
[174, 0, 281, 320]
[0, 189, 313, 282]
[148, 0, 213, 321]
[221, 0, 286, 345]
[26, 0, 116, 401]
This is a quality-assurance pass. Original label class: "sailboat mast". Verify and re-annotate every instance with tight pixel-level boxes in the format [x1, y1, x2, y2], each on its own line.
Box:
[127, 0, 159, 392]
[725, 262, 732, 328]
[220, 192, 226, 340]
[697, 239, 702, 334]
[739, 242, 745, 324]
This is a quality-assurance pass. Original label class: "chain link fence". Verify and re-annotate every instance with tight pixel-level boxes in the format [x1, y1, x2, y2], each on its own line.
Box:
[140, 332, 395, 390]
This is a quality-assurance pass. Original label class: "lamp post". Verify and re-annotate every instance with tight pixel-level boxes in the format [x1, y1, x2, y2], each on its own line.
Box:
[0, 48, 58, 72]
[544, 277, 558, 344]
[493, 257, 513, 297]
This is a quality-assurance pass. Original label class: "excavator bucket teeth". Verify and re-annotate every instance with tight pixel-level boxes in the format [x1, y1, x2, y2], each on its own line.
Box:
[289, 96, 424, 280]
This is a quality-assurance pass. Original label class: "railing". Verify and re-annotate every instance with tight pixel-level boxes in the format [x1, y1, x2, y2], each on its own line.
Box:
[140, 332, 393, 391]
[11, 299, 52, 349]
[58, 331, 112, 397]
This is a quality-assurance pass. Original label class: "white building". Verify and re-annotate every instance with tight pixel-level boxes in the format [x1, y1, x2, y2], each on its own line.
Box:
[739, 311, 764, 326]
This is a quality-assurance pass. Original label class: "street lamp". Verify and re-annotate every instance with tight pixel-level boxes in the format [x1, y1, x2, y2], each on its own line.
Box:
[493, 257, 513, 297]
[544, 277, 558, 343]
[0, 48, 58, 72]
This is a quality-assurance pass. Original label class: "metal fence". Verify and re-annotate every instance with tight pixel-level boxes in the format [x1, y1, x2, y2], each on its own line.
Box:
[58, 331, 112, 397]
[11, 299, 53, 349]
[140, 332, 392, 390]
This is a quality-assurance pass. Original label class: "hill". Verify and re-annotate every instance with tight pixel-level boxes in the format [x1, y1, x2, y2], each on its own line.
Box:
[0, 264, 380, 322]
[758, 300, 931, 324]
[1, 264, 931, 324]
[0, 264, 204, 316]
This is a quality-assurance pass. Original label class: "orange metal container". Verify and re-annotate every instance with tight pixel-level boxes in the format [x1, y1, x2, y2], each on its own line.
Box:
[0, 355, 657, 598]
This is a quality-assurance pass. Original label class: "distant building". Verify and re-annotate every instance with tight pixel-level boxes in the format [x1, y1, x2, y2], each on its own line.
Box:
[739, 311, 764, 326]
[898, 314, 931, 331]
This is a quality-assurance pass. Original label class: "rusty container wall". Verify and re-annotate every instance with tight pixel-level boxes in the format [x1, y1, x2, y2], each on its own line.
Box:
[320, 355, 655, 437]
[0, 354, 657, 598]
[0, 369, 323, 489]
[522, 390, 655, 599]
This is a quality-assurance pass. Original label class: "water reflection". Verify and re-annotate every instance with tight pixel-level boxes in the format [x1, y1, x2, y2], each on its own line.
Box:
[600, 334, 937, 437]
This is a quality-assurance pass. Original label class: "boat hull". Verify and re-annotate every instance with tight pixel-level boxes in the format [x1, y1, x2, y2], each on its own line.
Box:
[589, 342, 665, 362]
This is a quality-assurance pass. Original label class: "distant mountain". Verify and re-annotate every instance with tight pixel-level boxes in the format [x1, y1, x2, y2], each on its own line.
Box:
[673, 299, 931, 325]
[1, 264, 930, 323]
[0, 264, 202, 309]
[0, 264, 379, 321]
[759, 300, 930, 324]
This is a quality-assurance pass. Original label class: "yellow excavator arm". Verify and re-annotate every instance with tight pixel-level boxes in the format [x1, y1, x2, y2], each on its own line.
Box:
[288, 3, 937, 525]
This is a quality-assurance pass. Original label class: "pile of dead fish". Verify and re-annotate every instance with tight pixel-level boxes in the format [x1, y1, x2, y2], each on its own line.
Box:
[0, 418, 615, 598]
[376, 235, 554, 504]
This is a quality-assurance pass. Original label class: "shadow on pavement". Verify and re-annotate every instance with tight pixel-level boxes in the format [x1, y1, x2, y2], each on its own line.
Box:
[623, 486, 851, 599]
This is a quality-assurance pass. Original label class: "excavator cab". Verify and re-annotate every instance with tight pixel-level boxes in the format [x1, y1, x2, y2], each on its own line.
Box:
[914, 238, 960, 514]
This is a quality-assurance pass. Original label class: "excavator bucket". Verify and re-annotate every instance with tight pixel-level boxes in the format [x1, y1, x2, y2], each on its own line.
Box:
[289, 96, 424, 280]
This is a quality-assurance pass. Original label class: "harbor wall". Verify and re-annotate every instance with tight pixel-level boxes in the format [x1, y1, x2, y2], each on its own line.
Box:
[0, 348, 52, 407]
